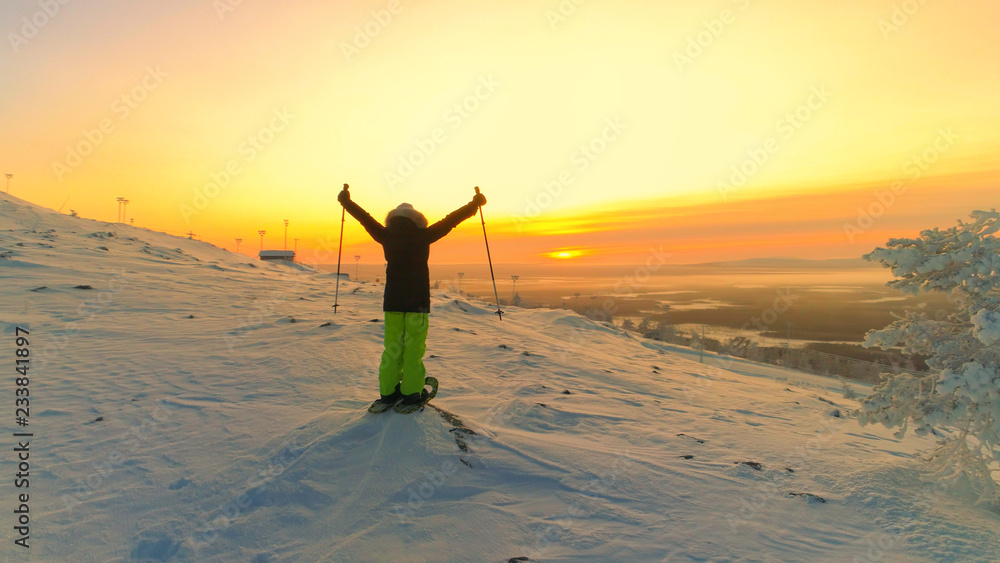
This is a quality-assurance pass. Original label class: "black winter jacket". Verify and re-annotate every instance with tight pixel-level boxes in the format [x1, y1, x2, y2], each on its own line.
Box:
[343, 200, 479, 313]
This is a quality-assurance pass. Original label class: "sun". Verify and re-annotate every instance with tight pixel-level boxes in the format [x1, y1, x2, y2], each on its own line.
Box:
[549, 250, 585, 260]
[547, 248, 594, 260]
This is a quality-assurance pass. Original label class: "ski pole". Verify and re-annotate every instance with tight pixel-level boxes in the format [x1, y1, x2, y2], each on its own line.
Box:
[475, 186, 503, 321]
[333, 183, 348, 312]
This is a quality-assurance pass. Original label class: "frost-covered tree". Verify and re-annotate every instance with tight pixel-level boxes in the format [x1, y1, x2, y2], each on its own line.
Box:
[858, 210, 1000, 505]
[653, 319, 675, 341]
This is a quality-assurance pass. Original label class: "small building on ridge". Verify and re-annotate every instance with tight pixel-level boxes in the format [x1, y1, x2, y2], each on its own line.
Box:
[259, 250, 295, 262]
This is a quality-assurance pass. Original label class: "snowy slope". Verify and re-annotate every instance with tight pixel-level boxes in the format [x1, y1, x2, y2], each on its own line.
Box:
[1, 192, 998, 562]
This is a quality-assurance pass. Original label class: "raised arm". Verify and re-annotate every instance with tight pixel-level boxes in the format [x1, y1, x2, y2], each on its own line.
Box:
[425, 192, 487, 243]
[339, 188, 386, 243]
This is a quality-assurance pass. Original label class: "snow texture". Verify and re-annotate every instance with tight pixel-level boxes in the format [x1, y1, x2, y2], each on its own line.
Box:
[972, 309, 1000, 347]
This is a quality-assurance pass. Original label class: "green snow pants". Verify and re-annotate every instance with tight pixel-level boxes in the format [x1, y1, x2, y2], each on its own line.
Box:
[379, 311, 429, 396]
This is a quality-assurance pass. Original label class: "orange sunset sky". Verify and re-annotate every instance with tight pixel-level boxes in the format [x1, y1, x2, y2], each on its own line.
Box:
[1, 0, 998, 265]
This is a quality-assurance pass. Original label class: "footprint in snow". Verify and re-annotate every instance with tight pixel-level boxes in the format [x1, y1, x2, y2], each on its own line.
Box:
[677, 433, 705, 444]
[428, 404, 478, 467]
[168, 477, 193, 490]
[130, 535, 181, 561]
[789, 492, 826, 503]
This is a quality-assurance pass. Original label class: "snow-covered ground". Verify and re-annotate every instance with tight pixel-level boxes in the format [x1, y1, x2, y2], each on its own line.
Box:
[2, 192, 998, 562]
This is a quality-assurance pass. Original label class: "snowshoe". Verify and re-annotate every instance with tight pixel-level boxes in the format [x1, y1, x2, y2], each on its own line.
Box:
[393, 377, 438, 414]
[367, 384, 403, 414]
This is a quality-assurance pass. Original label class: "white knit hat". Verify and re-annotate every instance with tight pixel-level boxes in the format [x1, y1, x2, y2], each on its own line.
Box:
[386, 203, 428, 229]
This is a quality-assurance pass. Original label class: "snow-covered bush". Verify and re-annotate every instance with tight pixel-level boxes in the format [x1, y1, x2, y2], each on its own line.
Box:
[841, 379, 858, 400]
[858, 209, 1000, 506]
